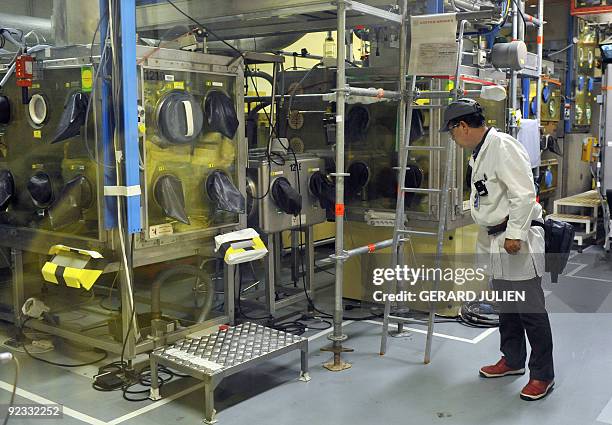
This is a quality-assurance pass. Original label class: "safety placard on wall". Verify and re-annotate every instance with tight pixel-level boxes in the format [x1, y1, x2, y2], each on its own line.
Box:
[149, 223, 174, 239]
[408, 13, 458, 76]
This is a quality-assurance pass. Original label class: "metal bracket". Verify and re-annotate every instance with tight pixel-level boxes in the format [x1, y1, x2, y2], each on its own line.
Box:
[321, 342, 353, 371]
[299, 371, 312, 382]
[203, 410, 218, 425]
[326, 333, 348, 343]
[330, 172, 350, 177]
[149, 387, 161, 401]
[329, 251, 350, 262]
[333, 86, 351, 94]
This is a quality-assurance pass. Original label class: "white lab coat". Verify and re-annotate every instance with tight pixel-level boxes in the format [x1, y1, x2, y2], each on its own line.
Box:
[469, 128, 545, 281]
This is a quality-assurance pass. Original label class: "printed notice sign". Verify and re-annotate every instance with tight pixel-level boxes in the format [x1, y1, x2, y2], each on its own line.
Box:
[408, 13, 459, 76]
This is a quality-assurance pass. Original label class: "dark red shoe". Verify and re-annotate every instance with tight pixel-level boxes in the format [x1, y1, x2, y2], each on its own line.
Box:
[520, 379, 554, 401]
[479, 357, 525, 378]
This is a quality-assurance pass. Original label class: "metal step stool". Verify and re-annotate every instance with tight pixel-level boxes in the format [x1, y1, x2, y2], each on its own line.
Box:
[547, 190, 602, 252]
[149, 322, 310, 424]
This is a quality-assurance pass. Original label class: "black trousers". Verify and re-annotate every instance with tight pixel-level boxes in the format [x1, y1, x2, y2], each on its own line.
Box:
[492, 277, 554, 381]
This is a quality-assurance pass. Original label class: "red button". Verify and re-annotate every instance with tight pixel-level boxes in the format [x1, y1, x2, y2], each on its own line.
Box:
[219, 325, 229, 331]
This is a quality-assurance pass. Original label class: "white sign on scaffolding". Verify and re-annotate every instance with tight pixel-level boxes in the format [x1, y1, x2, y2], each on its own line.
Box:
[408, 13, 459, 76]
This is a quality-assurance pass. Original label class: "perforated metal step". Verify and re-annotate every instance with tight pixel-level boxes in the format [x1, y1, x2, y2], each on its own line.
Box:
[150, 322, 310, 424]
[153, 322, 306, 375]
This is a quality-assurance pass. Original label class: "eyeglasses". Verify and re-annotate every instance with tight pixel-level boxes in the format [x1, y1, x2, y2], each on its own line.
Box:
[449, 122, 461, 133]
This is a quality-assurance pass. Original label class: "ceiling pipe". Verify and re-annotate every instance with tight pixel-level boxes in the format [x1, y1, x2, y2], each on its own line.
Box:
[0, 13, 53, 43]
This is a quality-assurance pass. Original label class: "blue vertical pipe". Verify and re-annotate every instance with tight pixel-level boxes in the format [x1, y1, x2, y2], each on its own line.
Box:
[522, 77, 531, 118]
[119, 0, 141, 234]
[99, 0, 117, 230]
[565, 15, 575, 134]
[426, 0, 444, 13]
[485, 27, 500, 50]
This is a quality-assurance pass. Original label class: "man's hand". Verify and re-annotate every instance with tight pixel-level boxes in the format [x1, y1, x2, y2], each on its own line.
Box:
[504, 239, 521, 254]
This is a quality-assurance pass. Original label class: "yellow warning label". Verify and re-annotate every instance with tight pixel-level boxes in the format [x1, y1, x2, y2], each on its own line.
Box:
[31, 83, 40, 89]
[208, 163, 215, 168]
[81, 66, 93, 93]
[173, 81, 185, 89]
[271, 171, 284, 176]
[33, 130, 42, 138]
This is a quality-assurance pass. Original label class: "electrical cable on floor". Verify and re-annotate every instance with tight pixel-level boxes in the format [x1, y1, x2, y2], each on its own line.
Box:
[121, 365, 172, 402]
[18, 318, 109, 368]
[457, 301, 499, 328]
[22, 341, 108, 368]
[92, 360, 191, 402]
[272, 316, 332, 335]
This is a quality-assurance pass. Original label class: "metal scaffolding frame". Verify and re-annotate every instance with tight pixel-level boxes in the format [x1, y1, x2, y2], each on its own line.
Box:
[206, 0, 509, 369]
[201, 0, 408, 370]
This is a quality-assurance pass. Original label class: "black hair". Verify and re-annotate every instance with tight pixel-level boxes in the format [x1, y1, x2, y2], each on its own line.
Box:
[449, 112, 486, 129]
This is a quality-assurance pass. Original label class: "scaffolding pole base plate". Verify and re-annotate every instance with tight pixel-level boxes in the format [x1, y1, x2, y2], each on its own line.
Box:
[321, 344, 354, 371]
[323, 360, 352, 371]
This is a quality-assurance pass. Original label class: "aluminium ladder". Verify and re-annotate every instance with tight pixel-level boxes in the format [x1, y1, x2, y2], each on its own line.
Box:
[379, 21, 469, 364]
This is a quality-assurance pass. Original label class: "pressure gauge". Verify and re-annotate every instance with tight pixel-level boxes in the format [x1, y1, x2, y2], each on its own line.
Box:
[288, 111, 304, 130]
[289, 137, 305, 153]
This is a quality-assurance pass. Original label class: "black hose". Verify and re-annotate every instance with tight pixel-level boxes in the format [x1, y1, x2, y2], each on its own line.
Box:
[150, 265, 214, 324]
[245, 70, 274, 86]
[247, 101, 272, 147]
[459, 301, 499, 328]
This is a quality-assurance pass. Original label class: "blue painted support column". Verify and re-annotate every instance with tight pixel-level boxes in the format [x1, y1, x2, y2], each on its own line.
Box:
[522, 77, 531, 118]
[99, 0, 117, 230]
[426, 0, 444, 13]
[119, 0, 141, 234]
[565, 15, 575, 134]
[485, 27, 500, 50]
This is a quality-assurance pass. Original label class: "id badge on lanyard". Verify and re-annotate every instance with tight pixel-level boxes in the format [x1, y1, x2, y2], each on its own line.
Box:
[473, 174, 488, 211]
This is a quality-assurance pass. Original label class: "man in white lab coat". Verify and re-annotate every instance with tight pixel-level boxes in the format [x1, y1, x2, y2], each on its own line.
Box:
[441, 98, 554, 401]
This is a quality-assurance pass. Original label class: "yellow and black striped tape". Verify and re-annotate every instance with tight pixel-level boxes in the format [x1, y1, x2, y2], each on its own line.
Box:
[221, 237, 266, 263]
[41, 245, 105, 291]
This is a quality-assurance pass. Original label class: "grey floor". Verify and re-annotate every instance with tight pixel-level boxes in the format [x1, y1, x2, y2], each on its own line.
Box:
[2, 245, 612, 425]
